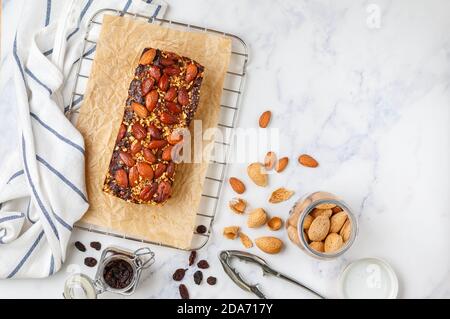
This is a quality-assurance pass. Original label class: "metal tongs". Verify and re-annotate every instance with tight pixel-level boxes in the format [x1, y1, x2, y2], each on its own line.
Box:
[218, 250, 325, 299]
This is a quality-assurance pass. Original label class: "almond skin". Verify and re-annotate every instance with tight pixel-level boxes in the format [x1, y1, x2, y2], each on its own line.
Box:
[298, 154, 319, 168]
[223, 226, 240, 240]
[307, 215, 330, 241]
[255, 237, 283, 254]
[247, 208, 268, 228]
[247, 162, 268, 187]
[229, 177, 245, 194]
[264, 151, 276, 170]
[275, 157, 289, 173]
[324, 233, 344, 253]
[239, 232, 253, 248]
[330, 211, 348, 233]
[229, 198, 246, 214]
[259, 110, 271, 128]
[269, 188, 294, 203]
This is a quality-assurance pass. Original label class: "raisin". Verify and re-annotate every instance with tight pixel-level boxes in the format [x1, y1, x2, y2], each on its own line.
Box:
[74, 241, 86, 252]
[90, 241, 101, 251]
[197, 260, 209, 269]
[179, 284, 189, 299]
[84, 257, 97, 267]
[103, 259, 134, 290]
[207, 276, 217, 285]
[172, 268, 187, 281]
[188, 251, 197, 266]
[196, 225, 207, 234]
[193, 270, 203, 285]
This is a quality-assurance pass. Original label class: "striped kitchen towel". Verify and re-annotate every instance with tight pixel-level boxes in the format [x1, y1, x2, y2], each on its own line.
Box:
[0, 0, 166, 278]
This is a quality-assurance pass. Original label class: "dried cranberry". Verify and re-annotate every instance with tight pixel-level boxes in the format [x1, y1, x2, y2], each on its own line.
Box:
[179, 284, 189, 299]
[74, 241, 86, 252]
[193, 270, 203, 285]
[197, 260, 209, 269]
[90, 241, 101, 251]
[84, 257, 97, 267]
[188, 251, 197, 266]
[172, 268, 187, 281]
[196, 225, 207, 234]
[207, 276, 217, 285]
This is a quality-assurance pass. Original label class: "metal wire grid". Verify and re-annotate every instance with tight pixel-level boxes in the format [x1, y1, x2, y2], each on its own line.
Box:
[67, 8, 248, 251]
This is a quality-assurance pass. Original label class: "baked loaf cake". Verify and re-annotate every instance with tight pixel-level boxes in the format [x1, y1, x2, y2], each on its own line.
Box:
[103, 48, 204, 205]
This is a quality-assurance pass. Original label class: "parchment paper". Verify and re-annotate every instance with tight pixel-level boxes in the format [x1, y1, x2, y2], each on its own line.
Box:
[76, 15, 231, 249]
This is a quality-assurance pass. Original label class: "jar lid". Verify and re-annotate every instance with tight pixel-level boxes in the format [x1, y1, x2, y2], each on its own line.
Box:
[63, 273, 99, 299]
[338, 258, 398, 299]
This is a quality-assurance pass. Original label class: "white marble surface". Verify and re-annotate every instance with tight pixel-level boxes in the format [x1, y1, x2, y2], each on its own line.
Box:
[1, 0, 449, 298]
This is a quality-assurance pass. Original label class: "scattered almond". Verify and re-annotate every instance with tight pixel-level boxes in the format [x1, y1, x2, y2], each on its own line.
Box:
[298, 154, 319, 168]
[340, 220, 352, 242]
[267, 216, 283, 231]
[247, 208, 268, 228]
[255, 236, 283, 254]
[307, 215, 330, 241]
[309, 241, 324, 253]
[311, 208, 332, 219]
[264, 151, 276, 170]
[223, 226, 240, 240]
[269, 188, 294, 203]
[330, 211, 348, 233]
[239, 232, 253, 248]
[303, 214, 314, 230]
[247, 163, 268, 187]
[229, 177, 245, 194]
[324, 233, 343, 253]
[258, 110, 271, 128]
[275, 157, 289, 173]
[228, 198, 247, 214]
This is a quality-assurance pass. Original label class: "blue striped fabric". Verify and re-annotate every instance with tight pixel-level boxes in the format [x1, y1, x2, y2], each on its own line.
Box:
[0, 213, 25, 224]
[21, 135, 60, 240]
[7, 231, 45, 278]
[45, 0, 52, 27]
[53, 213, 73, 232]
[36, 155, 88, 203]
[26, 199, 37, 224]
[49, 254, 54, 275]
[6, 170, 24, 184]
[25, 68, 53, 95]
[67, 0, 94, 41]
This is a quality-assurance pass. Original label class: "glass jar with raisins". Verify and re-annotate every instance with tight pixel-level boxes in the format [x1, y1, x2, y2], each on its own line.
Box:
[286, 191, 358, 259]
[64, 246, 155, 299]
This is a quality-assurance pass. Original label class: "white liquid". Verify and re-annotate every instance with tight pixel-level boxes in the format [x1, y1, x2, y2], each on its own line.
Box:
[340, 258, 398, 299]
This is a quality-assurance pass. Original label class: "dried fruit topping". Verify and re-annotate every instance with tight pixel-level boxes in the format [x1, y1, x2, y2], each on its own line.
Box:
[229, 177, 245, 194]
[172, 268, 187, 281]
[185, 63, 198, 83]
[141, 77, 155, 96]
[90, 241, 101, 251]
[139, 183, 157, 201]
[147, 124, 162, 139]
[166, 101, 182, 114]
[160, 57, 175, 66]
[158, 74, 170, 91]
[116, 124, 126, 142]
[137, 162, 154, 179]
[298, 154, 319, 168]
[193, 270, 203, 285]
[145, 90, 159, 112]
[206, 276, 217, 286]
[164, 87, 177, 101]
[74, 241, 86, 252]
[163, 66, 180, 76]
[177, 88, 189, 106]
[179, 284, 189, 299]
[84, 257, 97, 267]
[128, 166, 139, 186]
[259, 110, 271, 128]
[148, 139, 167, 150]
[139, 48, 156, 65]
[162, 145, 173, 161]
[166, 162, 175, 178]
[119, 151, 135, 167]
[143, 148, 157, 163]
[131, 102, 148, 118]
[130, 141, 142, 155]
[148, 65, 161, 81]
[115, 169, 128, 188]
[160, 111, 178, 125]
[188, 251, 197, 266]
[131, 123, 147, 140]
[154, 181, 172, 203]
[154, 163, 167, 179]
[197, 260, 209, 269]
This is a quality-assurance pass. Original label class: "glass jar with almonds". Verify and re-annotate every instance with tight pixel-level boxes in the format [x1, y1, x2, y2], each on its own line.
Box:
[286, 191, 358, 259]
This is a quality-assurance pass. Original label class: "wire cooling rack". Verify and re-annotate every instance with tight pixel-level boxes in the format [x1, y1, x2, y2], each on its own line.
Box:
[67, 8, 248, 251]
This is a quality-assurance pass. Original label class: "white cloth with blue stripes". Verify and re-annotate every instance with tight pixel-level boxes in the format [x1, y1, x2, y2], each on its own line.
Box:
[0, 0, 166, 278]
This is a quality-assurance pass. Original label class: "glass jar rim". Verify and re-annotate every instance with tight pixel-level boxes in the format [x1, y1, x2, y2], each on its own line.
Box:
[297, 197, 358, 259]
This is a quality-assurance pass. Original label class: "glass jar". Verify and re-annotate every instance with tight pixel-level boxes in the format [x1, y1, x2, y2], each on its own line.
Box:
[286, 191, 358, 259]
[63, 246, 155, 299]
